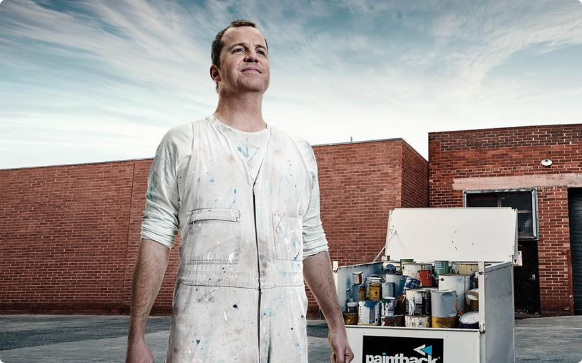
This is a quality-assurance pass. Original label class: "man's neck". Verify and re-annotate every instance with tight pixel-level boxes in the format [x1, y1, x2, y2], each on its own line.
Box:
[213, 92, 266, 132]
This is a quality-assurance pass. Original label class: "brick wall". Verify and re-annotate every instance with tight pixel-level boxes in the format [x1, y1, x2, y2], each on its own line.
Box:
[0, 139, 427, 315]
[429, 124, 582, 315]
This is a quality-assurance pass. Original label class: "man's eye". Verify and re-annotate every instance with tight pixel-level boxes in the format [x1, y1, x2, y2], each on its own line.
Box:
[233, 48, 244, 53]
[257, 49, 266, 56]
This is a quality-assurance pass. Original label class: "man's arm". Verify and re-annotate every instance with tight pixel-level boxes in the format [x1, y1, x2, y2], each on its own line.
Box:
[126, 239, 170, 363]
[303, 251, 354, 363]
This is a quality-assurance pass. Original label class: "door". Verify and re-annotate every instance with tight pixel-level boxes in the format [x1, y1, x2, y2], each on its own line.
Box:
[513, 241, 541, 314]
[568, 189, 582, 314]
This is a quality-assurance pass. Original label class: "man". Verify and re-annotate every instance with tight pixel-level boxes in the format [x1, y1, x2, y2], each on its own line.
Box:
[126, 20, 354, 363]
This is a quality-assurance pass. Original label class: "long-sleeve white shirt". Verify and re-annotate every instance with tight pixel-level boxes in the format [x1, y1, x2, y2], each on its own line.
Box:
[140, 116, 328, 258]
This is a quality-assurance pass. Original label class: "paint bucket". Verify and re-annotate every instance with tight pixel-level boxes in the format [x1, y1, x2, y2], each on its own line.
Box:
[434, 260, 450, 277]
[382, 314, 404, 327]
[431, 316, 457, 329]
[344, 313, 358, 325]
[352, 271, 364, 285]
[358, 301, 380, 325]
[368, 281, 382, 301]
[403, 277, 421, 292]
[439, 274, 470, 312]
[351, 284, 366, 302]
[395, 294, 406, 315]
[382, 263, 398, 275]
[400, 259, 414, 272]
[431, 289, 457, 318]
[405, 289, 424, 316]
[405, 315, 431, 328]
[452, 263, 479, 276]
[403, 263, 432, 278]
[465, 289, 479, 311]
[383, 274, 405, 297]
[381, 282, 396, 299]
[419, 288, 433, 316]
[380, 297, 396, 318]
[418, 270, 433, 287]
[458, 311, 479, 329]
[347, 301, 358, 313]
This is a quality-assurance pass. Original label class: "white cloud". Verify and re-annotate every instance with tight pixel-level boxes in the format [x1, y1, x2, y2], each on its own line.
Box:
[0, 0, 581, 169]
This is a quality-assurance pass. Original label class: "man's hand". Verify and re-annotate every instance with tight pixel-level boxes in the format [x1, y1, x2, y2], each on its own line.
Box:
[126, 337, 154, 363]
[329, 328, 355, 363]
[303, 251, 354, 363]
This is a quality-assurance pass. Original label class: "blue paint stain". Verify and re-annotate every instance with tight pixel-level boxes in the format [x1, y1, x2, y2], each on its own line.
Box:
[233, 304, 238, 309]
[210, 178, 215, 182]
[234, 189, 237, 194]
[196, 339, 201, 345]
[197, 177, 201, 183]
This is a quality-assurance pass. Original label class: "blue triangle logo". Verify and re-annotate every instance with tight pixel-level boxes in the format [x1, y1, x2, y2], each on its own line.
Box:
[423, 346, 433, 356]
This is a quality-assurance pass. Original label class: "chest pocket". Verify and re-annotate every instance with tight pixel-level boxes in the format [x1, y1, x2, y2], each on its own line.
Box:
[273, 212, 303, 261]
[185, 208, 241, 264]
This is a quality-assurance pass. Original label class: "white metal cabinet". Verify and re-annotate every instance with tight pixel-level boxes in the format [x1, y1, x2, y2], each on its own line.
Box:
[335, 208, 518, 363]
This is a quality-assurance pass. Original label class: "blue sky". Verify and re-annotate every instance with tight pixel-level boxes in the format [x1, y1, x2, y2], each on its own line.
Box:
[1, 0, 581, 169]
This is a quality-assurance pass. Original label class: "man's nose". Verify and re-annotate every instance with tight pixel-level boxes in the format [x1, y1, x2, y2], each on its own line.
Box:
[244, 50, 259, 62]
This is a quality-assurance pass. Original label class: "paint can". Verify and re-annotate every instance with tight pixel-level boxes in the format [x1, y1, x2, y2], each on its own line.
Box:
[403, 276, 421, 292]
[352, 271, 364, 285]
[368, 281, 382, 301]
[405, 315, 431, 328]
[458, 311, 479, 329]
[381, 282, 396, 299]
[465, 289, 479, 311]
[400, 259, 414, 272]
[439, 274, 470, 312]
[431, 289, 458, 318]
[417, 270, 433, 287]
[403, 263, 432, 278]
[395, 294, 406, 315]
[343, 313, 358, 325]
[434, 260, 450, 277]
[358, 301, 380, 325]
[419, 288, 433, 316]
[405, 289, 424, 316]
[382, 314, 404, 327]
[380, 297, 396, 318]
[347, 301, 358, 313]
[351, 284, 366, 302]
[451, 263, 479, 276]
[383, 274, 405, 297]
[382, 263, 398, 275]
[366, 276, 382, 299]
[431, 316, 457, 329]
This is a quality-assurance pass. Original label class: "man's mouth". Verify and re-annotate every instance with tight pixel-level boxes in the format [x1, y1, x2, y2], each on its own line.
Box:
[242, 67, 261, 73]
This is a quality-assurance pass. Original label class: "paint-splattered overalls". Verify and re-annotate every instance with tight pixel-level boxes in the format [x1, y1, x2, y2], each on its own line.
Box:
[162, 118, 323, 362]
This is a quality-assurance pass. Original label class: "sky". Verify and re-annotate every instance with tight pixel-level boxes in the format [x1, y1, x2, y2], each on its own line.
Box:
[1, 0, 581, 170]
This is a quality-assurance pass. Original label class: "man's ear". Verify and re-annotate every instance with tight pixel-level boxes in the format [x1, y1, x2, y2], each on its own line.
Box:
[210, 65, 221, 83]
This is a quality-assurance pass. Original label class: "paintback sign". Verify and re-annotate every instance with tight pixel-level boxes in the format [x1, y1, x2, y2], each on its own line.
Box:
[362, 335, 444, 363]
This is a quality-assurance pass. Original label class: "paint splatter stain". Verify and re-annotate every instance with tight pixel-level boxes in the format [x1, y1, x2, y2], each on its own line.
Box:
[233, 304, 238, 309]
[196, 339, 201, 345]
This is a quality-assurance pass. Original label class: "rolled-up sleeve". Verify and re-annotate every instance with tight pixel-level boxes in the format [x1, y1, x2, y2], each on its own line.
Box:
[141, 128, 186, 249]
[295, 138, 329, 258]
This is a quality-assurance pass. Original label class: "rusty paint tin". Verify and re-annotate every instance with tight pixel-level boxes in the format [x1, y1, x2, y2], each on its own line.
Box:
[382, 314, 405, 327]
[405, 315, 431, 328]
[418, 269, 433, 287]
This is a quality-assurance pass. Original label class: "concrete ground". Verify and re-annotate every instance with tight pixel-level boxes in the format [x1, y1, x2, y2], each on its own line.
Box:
[0, 315, 581, 363]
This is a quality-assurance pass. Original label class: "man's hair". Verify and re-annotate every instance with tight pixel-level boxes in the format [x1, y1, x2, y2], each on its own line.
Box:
[211, 20, 268, 91]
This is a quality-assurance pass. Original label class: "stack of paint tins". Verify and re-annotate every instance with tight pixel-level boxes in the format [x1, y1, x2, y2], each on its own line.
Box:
[397, 260, 434, 328]
[431, 262, 481, 329]
[380, 264, 403, 326]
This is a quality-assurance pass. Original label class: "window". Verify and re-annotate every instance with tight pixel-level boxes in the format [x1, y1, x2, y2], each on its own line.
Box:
[464, 189, 538, 240]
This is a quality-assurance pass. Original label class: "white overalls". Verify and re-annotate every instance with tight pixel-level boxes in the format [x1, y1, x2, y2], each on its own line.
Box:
[141, 117, 328, 363]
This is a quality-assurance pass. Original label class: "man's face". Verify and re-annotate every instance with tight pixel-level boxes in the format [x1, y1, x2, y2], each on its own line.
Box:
[212, 26, 270, 94]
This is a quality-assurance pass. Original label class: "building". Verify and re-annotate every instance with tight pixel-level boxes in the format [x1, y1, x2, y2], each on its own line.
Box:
[0, 138, 427, 316]
[429, 124, 582, 315]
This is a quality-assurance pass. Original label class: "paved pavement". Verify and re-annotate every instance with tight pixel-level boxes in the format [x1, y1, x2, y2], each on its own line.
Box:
[0, 315, 581, 362]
